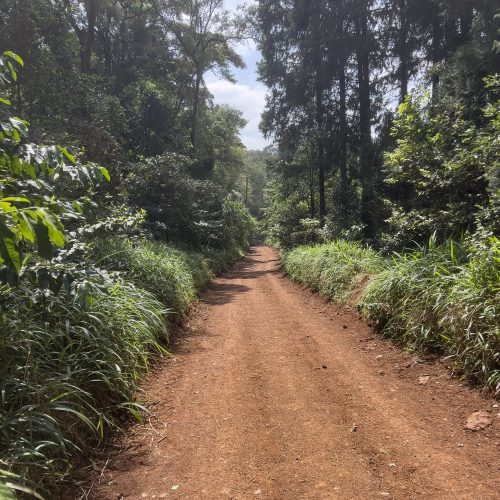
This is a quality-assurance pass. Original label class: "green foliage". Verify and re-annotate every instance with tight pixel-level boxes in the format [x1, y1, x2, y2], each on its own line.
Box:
[219, 193, 258, 251]
[196, 105, 247, 188]
[262, 167, 315, 249]
[362, 237, 500, 390]
[382, 87, 498, 248]
[240, 149, 268, 217]
[0, 0, 247, 168]
[124, 79, 189, 157]
[0, 51, 109, 278]
[282, 241, 383, 303]
[126, 153, 256, 249]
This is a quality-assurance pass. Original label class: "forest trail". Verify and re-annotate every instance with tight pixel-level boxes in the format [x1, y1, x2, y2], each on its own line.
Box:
[93, 246, 500, 500]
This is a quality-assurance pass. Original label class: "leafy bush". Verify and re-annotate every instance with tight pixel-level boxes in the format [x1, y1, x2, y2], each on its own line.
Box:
[262, 192, 313, 248]
[0, 51, 110, 282]
[382, 77, 500, 249]
[282, 241, 383, 303]
[0, 278, 167, 496]
[125, 154, 256, 250]
[361, 237, 500, 390]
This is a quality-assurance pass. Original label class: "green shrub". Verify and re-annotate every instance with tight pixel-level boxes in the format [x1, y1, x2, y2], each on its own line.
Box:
[282, 241, 383, 303]
[92, 237, 250, 317]
[361, 237, 500, 389]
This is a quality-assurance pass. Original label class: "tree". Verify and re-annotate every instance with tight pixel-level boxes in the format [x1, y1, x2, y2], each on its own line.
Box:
[60, 0, 99, 73]
[153, 0, 245, 152]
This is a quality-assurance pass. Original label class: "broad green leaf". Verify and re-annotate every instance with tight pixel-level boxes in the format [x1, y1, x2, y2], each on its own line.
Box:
[33, 220, 53, 259]
[1, 197, 30, 203]
[0, 202, 14, 212]
[100, 166, 111, 182]
[38, 208, 65, 248]
[3, 51, 24, 67]
[0, 220, 21, 273]
[57, 146, 76, 163]
[19, 213, 36, 243]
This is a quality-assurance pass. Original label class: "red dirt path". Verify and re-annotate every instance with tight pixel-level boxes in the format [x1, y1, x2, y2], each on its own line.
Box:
[90, 246, 500, 499]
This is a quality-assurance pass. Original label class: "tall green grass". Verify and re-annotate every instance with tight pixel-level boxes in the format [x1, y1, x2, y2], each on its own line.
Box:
[93, 239, 204, 316]
[361, 238, 500, 389]
[282, 240, 383, 303]
[92, 238, 244, 315]
[0, 280, 167, 496]
[1, 238, 245, 497]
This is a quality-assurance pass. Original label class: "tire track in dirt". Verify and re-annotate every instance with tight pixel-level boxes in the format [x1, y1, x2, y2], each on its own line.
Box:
[92, 246, 499, 500]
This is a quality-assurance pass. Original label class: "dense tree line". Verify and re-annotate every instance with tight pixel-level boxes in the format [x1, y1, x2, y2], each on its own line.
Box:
[255, 0, 500, 248]
[0, 0, 254, 189]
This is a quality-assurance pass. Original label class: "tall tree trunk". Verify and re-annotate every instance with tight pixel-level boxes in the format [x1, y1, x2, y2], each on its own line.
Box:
[102, 7, 113, 74]
[310, 166, 315, 219]
[338, 57, 348, 189]
[311, 5, 326, 225]
[318, 144, 326, 225]
[459, 2, 474, 44]
[191, 70, 203, 152]
[337, 12, 350, 225]
[81, 0, 98, 73]
[337, 11, 348, 192]
[355, 1, 373, 238]
[398, 0, 409, 102]
[431, 10, 442, 104]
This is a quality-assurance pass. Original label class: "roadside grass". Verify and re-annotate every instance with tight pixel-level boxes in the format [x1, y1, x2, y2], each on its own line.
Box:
[92, 239, 204, 316]
[361, 238, 500, 389]
[282, 237, 500, 391]
[92, 238, 245, 316]
[0, 280, 167, 497]
[282, 240, 384, 303]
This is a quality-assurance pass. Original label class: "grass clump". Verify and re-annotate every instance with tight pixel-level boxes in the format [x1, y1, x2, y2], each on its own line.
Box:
[92, 239, 213, 316]
[282, 241, 383, 303]
[361, 238, 500, 389]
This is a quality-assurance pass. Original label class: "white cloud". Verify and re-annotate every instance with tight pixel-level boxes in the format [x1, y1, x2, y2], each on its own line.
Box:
[206, 78, 270, 150]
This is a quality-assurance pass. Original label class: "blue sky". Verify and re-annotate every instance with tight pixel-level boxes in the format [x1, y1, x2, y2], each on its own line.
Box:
[205, 0, 271, 151]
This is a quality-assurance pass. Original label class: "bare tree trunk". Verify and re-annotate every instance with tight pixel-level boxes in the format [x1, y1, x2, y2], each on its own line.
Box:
[338, 16, 348, 193]
[80, 0, 98, 73]
[310, 166, 315, 219]
[191, 70, 203, 152]
[355, 1, 373, 238]
[460, 2, 474, 43]
[398, 0, 409, 102]
[318, 145, 326, 225]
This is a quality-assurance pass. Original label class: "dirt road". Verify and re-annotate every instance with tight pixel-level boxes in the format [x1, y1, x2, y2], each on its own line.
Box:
[93, 246, 499, 500]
